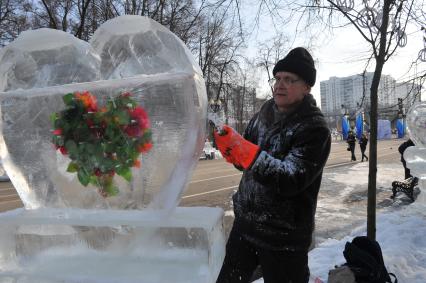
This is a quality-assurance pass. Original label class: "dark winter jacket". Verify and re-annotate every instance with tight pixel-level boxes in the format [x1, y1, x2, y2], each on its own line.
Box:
[398, 139, 415, 163]
[232, 94, 331, 252]
[347, 133, 356, 147]
[359, 136, 368, 150]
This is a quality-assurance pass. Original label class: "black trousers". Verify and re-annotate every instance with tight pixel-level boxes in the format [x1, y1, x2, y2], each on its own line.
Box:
[349, 144, 356, 161]
[216, 226, 310, 283]
[402, 160, 412, 179]
[360, 146, 368, 161]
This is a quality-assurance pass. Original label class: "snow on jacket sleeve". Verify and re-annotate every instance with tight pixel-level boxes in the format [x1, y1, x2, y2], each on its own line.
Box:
[250, 122, 331, 197]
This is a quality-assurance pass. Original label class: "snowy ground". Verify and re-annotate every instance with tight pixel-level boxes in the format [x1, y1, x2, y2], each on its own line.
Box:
[314, 161, 414, 244]
[252, 161, 426, 282]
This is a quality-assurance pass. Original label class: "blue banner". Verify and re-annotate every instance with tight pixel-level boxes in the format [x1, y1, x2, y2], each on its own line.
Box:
[342, 116, 350, 140]
[378, 119, 392, 140]
[356, 113, 363, 139]
[396, 118, 405, 138]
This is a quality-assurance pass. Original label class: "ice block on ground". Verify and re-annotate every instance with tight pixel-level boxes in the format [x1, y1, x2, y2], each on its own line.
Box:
[0, 206, 225, 283]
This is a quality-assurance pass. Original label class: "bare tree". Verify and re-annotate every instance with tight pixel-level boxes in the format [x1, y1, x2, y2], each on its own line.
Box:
[33, 0, 74, 30]
[231, 57, 259, 133]
[0, 0, 31, 45]
[73, 0, 94, 39]
[256, 32, 290, 95]
[196, 3, 244, 102]
[12, 0, 210, 45]
[313, 0, 424, 240]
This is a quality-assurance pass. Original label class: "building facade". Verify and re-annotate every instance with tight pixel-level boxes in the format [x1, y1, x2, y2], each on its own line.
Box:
[320, 72, 422, 129]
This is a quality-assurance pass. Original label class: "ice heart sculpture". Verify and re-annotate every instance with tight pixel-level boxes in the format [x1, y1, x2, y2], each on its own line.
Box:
[404, 101, 426, 182]
[0, 15, 207, 211]
[406, 102, 426, 147]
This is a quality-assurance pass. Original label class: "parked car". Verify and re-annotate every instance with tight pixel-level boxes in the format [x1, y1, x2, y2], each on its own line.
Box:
[200, 141, 216, 160]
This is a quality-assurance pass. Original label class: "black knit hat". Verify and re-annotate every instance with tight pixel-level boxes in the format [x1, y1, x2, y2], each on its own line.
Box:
[272, 47, 316, 86]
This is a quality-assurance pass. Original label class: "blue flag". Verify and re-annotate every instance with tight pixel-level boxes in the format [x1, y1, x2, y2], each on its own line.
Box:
[356, 113, 363, 139]
[342, 116, 350, 140]
[396, 118, 405, 138]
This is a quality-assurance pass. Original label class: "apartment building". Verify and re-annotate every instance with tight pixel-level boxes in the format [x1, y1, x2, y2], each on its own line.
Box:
[320, 72, 421, 120]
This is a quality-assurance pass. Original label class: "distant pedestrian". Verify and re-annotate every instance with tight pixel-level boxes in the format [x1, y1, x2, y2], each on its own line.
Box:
[359, 134, 368, 162]
[398, 139, 415, 179]
[347, 130, 356, 161]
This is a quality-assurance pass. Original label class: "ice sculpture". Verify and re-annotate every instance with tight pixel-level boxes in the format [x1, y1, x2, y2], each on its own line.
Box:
[0, 28, 101, 92]
[0, 16, 224, 282]
[404, 102, 426, 202]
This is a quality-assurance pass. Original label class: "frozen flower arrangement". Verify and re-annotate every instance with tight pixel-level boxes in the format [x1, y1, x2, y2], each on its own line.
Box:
[51, 91, 152, 197]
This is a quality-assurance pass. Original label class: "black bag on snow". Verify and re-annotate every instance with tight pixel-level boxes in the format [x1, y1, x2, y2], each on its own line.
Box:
[343, 236, 397, 283]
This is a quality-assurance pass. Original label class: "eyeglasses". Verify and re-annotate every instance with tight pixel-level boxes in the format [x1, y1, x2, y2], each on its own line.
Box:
[268, 77, 301, 88]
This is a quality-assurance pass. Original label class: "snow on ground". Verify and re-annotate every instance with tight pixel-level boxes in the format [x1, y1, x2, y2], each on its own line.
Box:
[314, 162, 409, 243]
[252, 162, 426, 282]
[308, 194, 426, 283]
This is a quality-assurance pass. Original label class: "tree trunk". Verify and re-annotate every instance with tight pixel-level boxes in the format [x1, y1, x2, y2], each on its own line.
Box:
[367, 69, 379, 241]
[75, 0, 92, 39]
[41, 0, 58, 29]
[367, 0, 391, 241]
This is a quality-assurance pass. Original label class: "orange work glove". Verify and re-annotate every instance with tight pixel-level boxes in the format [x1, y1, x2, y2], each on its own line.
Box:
[213, 125, 260, 169]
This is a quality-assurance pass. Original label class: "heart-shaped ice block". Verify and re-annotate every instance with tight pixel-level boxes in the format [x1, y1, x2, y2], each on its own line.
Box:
[0, 16, 207, 212]
[407, 102, 426, 147]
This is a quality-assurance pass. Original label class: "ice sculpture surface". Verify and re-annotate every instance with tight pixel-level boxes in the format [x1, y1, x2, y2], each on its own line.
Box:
[0, 15, 224, 283]
[0, 28, 101, 92]
[90, 15, 200, 79]
[0, 15, 207, 211]
[0, 207, 224, 283]
[405, 102, 426, 202]
[406, 102, 426, 147]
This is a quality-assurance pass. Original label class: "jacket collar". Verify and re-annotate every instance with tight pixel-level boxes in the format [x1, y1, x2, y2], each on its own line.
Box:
[258, 94, 321, 127]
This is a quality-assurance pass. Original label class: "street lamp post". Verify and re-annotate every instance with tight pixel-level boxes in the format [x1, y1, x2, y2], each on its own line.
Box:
[341, 104, 349, 116]
[209, 98, 222, 113]
[397, 98, 406, 138]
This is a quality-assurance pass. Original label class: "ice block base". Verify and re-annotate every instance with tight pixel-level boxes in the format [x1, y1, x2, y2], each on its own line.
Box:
[0, 207, 225, 283]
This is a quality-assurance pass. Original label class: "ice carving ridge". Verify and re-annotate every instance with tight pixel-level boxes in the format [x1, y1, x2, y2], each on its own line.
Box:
[0, 28, 101, 92]
[90, 15, 200, 79]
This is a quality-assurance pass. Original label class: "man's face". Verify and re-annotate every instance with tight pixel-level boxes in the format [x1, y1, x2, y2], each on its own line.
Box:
[272, 71, 310, 112]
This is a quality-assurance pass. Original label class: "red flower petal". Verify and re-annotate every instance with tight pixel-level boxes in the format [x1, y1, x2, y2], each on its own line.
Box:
[124, 125, 141, 137]
[138, 142, 152, 153]
[59, 146, 67, 155]
[129, 106, 150, 129]
[133, 159, 141, 168]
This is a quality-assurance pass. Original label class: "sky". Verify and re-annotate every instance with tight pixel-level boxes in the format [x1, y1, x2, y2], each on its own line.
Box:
[238, 0, 426, 103]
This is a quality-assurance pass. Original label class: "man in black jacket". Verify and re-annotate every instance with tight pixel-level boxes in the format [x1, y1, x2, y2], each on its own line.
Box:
[214, 47, 331, 283]
[398, 139, 415, 179]
[347, 130, 357, 161]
